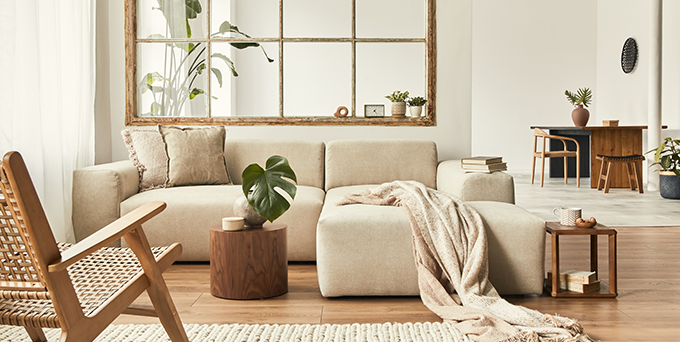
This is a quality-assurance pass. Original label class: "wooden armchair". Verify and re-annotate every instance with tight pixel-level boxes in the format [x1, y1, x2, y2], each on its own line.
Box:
[531, 128, 580, 187]
[0, 152, 188, 342]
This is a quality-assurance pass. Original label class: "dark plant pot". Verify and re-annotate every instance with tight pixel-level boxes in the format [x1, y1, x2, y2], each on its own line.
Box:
[571, 105, 590, 127]
[660, 172, 680, 199]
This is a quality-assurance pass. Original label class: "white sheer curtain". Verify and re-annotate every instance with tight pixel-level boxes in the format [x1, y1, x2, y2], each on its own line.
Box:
[0, 1, 96, 242]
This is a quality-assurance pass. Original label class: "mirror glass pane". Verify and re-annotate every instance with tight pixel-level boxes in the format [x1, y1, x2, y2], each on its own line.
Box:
[283, 0, 351, 38]
[356, 0, 425, 38]
[211, 0, 279, 38]
[283, 43, 352, 117]
[137, 0, 207, 39]
[356, 42, 426, 116]
[136, 42, 208, 117]
[211, 42, 279, 117]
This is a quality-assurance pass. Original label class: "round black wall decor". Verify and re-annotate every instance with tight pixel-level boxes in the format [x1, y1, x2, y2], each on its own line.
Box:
[621, 37, 638, 74]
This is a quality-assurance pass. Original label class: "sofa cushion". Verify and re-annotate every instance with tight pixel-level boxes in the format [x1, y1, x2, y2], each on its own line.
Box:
[121, 128, 168, 191]
[316, 185, 545, 297]
[224, 139, 325, 189]
[325, 140, 437, 191]
[120, 185, 325, 261]
[159, 125, 231, 187]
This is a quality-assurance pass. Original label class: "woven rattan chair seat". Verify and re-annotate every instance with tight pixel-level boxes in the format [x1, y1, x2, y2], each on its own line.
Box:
[0, 243, 169, 328]
[596, 154, 644, 162]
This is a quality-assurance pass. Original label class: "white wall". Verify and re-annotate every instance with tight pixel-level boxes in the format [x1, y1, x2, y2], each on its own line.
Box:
[471, 0, 598, 174]
[96, 0, 473, 163]
[97, 1, 680, 174]
[596, 0, 680, 151]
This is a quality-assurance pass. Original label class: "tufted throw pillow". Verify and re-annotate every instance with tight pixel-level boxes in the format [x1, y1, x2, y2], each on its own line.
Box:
[121, 128, 168, 192]
[159, 125, 232, 187]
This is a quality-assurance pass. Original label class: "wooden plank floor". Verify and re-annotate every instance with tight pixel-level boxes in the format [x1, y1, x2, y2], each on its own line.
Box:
[113, 227, 680, 341]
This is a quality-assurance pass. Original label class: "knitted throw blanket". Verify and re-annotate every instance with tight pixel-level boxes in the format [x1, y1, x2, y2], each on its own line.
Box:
[338, 181, 594, 342]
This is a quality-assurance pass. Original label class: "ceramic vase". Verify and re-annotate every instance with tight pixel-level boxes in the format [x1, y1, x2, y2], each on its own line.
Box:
[410, 106, 423, 118]
[571, 105, 590, 127]
[391, 102, 406, 117]
[233, 194, 267, 227]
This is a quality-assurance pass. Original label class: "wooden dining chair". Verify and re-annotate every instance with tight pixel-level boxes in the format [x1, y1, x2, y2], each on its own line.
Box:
[0, 151, 189, 342]
[531, 128, 580, 187]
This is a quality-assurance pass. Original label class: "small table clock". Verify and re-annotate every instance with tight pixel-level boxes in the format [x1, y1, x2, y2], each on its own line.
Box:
[364, 104, 385, 118]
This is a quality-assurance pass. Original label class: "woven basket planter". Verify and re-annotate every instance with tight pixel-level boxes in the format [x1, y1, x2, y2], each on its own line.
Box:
[390, 102, 407, 117]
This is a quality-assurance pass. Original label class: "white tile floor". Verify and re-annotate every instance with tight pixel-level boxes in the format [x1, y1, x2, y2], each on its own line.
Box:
[512, 173, 680, 227]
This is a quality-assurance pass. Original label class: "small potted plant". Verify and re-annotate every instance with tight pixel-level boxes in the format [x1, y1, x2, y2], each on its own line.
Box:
[233, 155, 298, 226]
[565, 87, 592, 127]
[385, 90, 409, 118]
[406, 96, 427, 117]
[647, 137, 680, 199]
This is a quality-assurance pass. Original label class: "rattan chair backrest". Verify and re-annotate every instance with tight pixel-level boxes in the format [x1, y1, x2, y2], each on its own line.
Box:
[0, 153, 61, 294]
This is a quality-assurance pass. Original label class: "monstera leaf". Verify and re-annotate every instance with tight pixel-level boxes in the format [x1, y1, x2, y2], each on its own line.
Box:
[241, 155, 297, 223]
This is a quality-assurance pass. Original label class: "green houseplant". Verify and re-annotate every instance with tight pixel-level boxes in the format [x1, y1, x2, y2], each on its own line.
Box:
[385, 90, 409, 118]
[406, 96, 427, 118]
[564, 87, 592, 127]
[234, 155, 298, 226]
[647, 137, 680, 199]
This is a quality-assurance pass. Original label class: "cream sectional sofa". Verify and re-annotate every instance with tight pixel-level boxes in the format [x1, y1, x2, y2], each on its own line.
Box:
[72, 138, 545, 295]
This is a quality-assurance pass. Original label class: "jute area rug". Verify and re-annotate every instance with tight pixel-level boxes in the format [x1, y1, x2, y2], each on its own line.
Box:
[0, 322, 471, 342]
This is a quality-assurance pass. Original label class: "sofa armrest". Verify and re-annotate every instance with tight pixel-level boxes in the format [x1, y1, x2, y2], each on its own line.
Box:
[72, 161, 140, 244]
[436, 160, 515, 204]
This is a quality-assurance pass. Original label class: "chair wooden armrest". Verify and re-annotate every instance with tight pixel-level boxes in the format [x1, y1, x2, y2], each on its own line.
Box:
[48, 201, 167, 273]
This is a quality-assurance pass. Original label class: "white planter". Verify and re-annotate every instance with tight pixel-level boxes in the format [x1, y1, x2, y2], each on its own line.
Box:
[410, 106, 423, 117]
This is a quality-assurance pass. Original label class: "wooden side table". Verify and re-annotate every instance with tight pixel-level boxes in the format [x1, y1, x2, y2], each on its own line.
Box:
[545, 221, 617, 298]
[210, 223, 288, 300]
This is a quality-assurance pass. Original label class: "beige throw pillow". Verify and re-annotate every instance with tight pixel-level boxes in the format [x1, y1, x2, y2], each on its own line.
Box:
[159, 125, 231, 187]
[121, 128, 168, 192]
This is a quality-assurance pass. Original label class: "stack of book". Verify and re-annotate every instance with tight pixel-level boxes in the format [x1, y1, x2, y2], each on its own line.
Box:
[546, 270, 600, 293]
[461, 156, 507, 172]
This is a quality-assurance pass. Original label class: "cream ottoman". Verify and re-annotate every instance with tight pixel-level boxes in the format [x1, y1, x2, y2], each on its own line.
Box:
[316, 185, 546, 297]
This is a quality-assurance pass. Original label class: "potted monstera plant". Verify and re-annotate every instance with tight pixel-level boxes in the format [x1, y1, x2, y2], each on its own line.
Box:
[234, 155, 298, 226]
[647, 137, 680, 199]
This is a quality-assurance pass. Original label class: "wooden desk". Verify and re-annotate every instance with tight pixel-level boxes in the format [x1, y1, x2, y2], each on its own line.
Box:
[531, 126, 664, 188]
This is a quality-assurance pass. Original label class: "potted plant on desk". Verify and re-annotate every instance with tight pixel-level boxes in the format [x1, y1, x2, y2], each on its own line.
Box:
[565, 87, 592, 127]
[647, 137, 680, 199]
[233, 155, 298, 226]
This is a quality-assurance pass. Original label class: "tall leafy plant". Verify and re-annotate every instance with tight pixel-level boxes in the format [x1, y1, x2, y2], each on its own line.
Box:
[139, 0, 274, 116]
[647, 137, 680, 178]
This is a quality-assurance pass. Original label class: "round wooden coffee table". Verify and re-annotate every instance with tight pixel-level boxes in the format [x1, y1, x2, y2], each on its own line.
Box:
[209, 223, 288, 299]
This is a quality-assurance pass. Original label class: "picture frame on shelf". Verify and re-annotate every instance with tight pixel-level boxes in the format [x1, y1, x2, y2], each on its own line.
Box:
[364, 104, 385, 118]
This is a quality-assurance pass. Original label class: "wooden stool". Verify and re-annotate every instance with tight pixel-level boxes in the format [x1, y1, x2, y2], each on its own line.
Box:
[596, 154, 644, 193]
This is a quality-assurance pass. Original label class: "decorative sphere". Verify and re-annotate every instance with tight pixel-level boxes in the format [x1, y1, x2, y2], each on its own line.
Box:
[233, 195, 267, 227]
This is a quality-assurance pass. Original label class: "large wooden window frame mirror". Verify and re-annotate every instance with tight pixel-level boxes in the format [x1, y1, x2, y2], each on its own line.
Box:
[125, 0, 436, 126]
